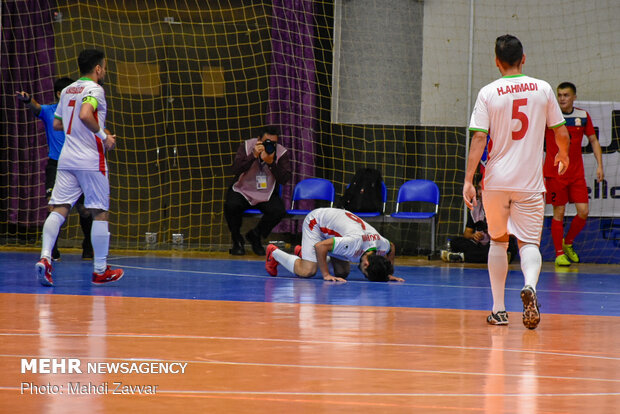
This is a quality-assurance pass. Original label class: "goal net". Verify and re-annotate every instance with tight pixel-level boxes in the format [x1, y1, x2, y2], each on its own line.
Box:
[1, 0, 618, 262]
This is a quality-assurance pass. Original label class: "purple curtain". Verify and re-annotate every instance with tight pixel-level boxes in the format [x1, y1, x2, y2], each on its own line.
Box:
[1, 0, 56, 228]
[267, 1, 317, 231]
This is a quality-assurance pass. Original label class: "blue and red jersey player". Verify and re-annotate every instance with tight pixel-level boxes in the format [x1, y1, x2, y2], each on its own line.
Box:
[544, 82, 605, 266]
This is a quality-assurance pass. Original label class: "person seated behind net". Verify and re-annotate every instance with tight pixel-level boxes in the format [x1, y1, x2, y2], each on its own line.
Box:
[442, 183, 518, 263]
[265, 207, 404, 283]
[224, 126, 292, 256]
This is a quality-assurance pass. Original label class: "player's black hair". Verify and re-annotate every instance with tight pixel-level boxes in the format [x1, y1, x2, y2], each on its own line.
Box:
[78, 49, 105, 75]
[54, 77, 73, 97]
[364, 254, 394, 282]
[557, 82, 577, 94]
[495, 34, 523, 67]
[260, 125, 280, 139]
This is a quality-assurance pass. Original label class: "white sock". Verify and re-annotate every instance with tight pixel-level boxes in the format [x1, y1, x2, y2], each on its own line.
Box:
[488, 240, 509, 313]
[91, 220, 110, 273]
[272, 248, 299, 275]
[41, 211, 65, 260]
[519, 243, 542, 290]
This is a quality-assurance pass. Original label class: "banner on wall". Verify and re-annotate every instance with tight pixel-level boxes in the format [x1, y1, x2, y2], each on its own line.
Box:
[544, 101, 620, 217]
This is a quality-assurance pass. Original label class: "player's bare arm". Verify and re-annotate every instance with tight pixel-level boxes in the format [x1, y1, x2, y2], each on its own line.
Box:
[384, 243, 403, 282]
[463, 131, 487, 209]
[587, 133, 605, 181]
[79, 100, 116, 151]
[53, 117, 63, 131]
[314, 239, 346, 283]
[552, 125, 570, 175]
[387, 242, 396, 266]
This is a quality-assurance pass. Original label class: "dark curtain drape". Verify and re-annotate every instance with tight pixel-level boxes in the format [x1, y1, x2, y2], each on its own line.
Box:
[1, 0, 56, 229]
[267, 0, 317, 228]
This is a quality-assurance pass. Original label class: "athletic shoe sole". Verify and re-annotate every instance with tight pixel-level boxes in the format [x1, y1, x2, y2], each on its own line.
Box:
[35, 262, 54, 287]
[520, 286, 540, 330]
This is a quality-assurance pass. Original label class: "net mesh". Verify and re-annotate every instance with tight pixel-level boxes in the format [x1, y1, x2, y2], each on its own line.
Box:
[1, 0, 618, 262]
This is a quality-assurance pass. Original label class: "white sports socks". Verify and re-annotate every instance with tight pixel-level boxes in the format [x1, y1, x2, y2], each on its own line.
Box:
[519, 243, 542, 290]
[488, 240, 509, 313]
[91, 220, 110, 273]
[41, 211, 65, 260]
[272, 248, 299, 275]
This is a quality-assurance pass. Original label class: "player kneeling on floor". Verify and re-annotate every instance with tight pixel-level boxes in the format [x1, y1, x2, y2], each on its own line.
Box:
[265, 207, 403, 283]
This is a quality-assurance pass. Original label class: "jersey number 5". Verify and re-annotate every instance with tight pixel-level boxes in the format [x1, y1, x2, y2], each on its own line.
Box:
[512, 98, 529, 140]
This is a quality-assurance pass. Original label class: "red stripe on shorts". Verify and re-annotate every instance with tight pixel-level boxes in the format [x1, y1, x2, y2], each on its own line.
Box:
[93, 110, 106, 176]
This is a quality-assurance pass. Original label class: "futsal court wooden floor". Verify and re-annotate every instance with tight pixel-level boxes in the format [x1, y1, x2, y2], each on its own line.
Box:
[0, 250, 618, 413]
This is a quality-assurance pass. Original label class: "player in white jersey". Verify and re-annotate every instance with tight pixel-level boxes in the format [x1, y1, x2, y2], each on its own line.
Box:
[265, 207, 403, 282]
[464, 35, 569, 329]
[35, 49, 123, 287]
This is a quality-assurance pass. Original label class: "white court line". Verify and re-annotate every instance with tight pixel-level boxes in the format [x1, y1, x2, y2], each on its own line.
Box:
[108, 262, 620, 295]
[2, 333, 619, 361]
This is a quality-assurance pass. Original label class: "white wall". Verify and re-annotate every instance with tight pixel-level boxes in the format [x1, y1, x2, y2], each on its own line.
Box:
[420, 0, 620, 126]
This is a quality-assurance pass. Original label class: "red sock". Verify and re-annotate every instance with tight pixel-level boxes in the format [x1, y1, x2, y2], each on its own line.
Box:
[551, 219, 564, 257]
[565, 216, 586, 245]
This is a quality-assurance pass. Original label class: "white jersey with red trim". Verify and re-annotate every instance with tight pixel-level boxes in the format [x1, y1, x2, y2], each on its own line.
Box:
[54, 78, 108, 173]
[305, 208, 391, 262]
[469, 74, 565, 192]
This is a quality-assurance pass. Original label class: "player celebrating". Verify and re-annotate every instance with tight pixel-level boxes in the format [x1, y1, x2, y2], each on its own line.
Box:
[35, 49, 123, 286]
[265, 207, 403, 282]
[464, 35, 569, 329]
[544, 82, 605, 266]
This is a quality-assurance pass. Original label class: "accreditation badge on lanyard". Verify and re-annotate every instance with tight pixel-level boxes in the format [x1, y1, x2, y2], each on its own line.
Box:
[256, 163, 268, 190]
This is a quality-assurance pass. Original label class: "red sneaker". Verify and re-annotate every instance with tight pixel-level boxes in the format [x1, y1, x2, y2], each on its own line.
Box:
[265, 244, 279, 276]
[294, 245, 302, 258]
[35, 258, 54, 286]
[92, 266, 124, 285]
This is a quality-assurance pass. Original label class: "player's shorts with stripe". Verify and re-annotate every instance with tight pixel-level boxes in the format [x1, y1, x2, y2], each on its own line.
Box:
[300, 213, 323, 263]
[482, 190, 544, 245]
[49, 169, 109, 211]
[544, 175, 589, 206]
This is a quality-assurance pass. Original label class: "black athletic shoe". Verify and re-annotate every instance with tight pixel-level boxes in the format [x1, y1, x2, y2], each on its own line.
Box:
[520, 285, 541, 330]
[486, 311, 509, 326]
[245, 229, 265, 256]
[229, 240, 245, 255]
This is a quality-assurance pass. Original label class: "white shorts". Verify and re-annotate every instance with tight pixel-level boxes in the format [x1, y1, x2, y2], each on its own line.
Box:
[49, 169, 110, 210]
[482, 190, 544, 245]
[300, 213, 323, 263]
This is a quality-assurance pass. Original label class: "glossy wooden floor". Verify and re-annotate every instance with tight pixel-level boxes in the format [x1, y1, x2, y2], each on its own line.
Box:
[0, 252, 619, 413]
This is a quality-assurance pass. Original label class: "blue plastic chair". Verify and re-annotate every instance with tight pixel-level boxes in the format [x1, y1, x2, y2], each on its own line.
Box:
[388, 179, 440, 252]
[287, 178, 335, 216]
[349, 181, 388, 219]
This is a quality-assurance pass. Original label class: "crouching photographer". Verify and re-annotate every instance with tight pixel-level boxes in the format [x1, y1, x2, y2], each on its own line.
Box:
[224, 126, 292, 256]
